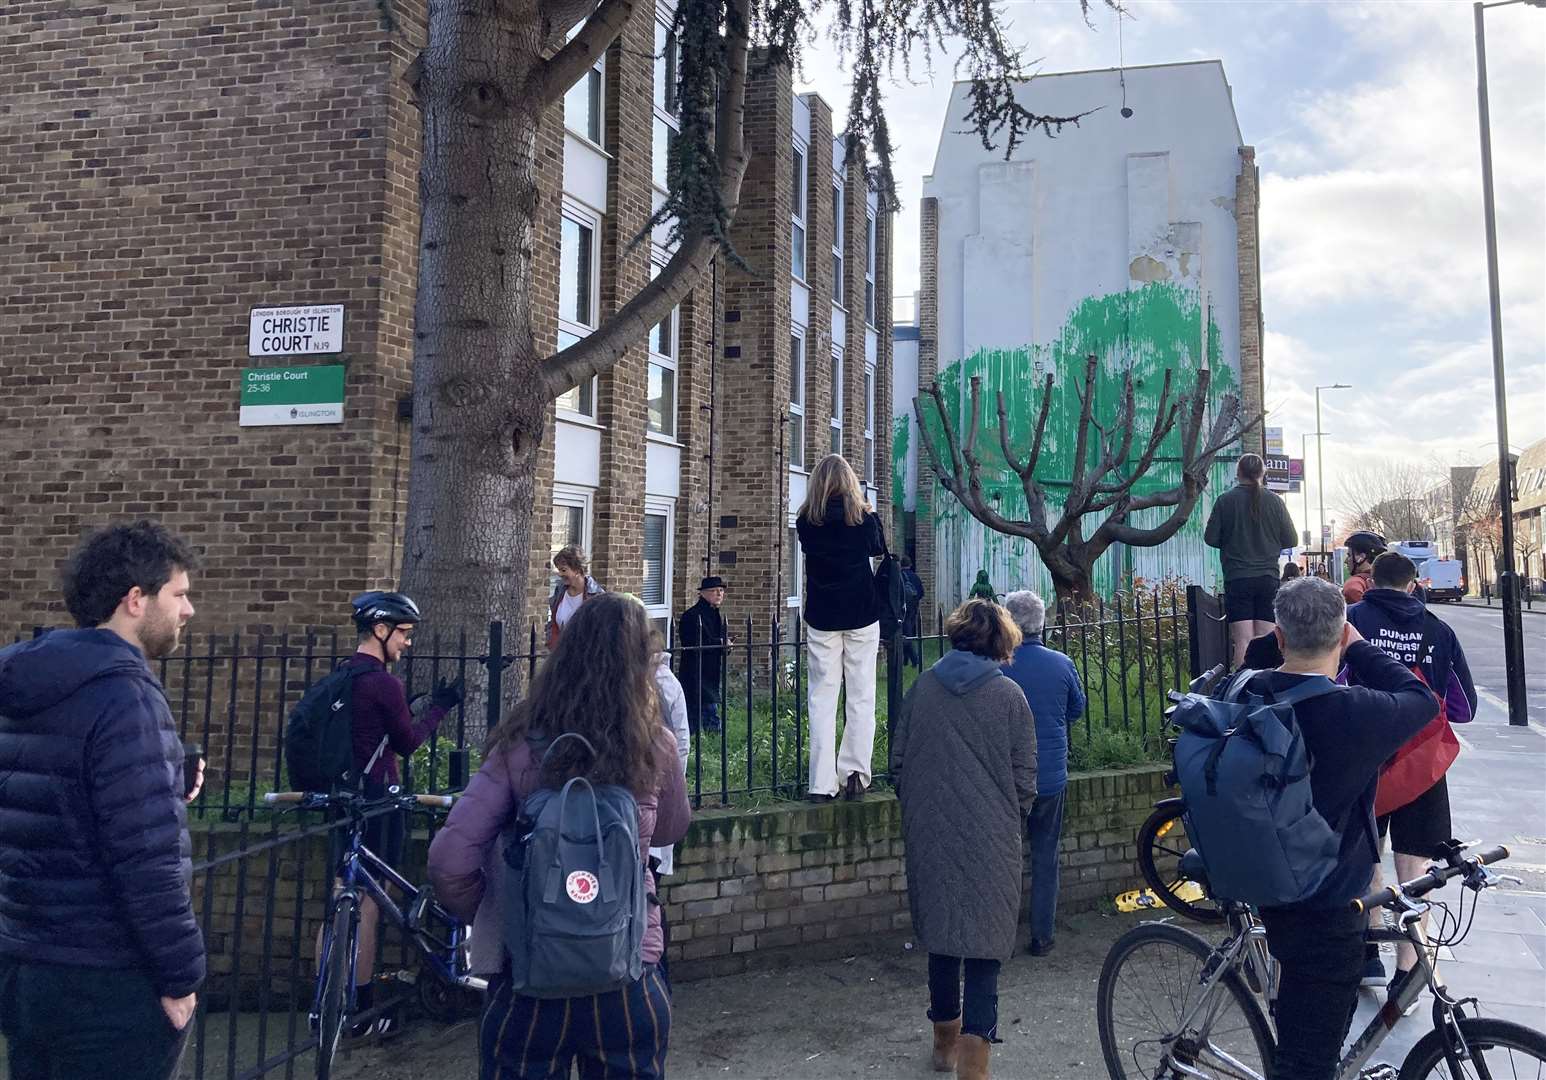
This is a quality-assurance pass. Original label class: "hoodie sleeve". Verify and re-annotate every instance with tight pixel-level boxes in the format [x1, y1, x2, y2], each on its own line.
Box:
[1274, 494, 1299, 550]
[1203, 495, 1226, 549]
[1446, 629, 1479, 721]
[428, 749, 516, 925]
[650, 730, 692, 849]
[87, 682, 204, 998]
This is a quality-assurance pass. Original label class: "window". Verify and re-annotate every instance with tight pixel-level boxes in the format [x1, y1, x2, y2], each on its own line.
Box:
[831, 184, 844, 307]
[564, 58, 604, 145]
[829, 346, 843, 454]
[863, 362, 876, 484]
[560, 213, 596, 328]
[557, 207, 600, 417]
[787, 524, 802, 609]
[651, 20, 680, 192]
[864, 212, 877, 326]
[790, 143, 807, 281]
[550, 486, 593, 586]
[642, 500, 674, 642]
[788, 332, 805, 469]
[647, 257, 678, 438]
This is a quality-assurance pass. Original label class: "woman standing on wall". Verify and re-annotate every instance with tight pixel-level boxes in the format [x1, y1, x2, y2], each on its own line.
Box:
[1203, 453, 1299, 667]
[891, 599, 1036, 1080]
[797, 454, 887, 802]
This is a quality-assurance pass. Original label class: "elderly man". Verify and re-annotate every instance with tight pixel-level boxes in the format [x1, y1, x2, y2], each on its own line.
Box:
[1001, 590, 1086, 956]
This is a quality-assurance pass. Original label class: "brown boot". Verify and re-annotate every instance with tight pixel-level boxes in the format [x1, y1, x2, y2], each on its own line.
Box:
[930, 1018, 960, 1072]
[956, 1034, 991, 1080]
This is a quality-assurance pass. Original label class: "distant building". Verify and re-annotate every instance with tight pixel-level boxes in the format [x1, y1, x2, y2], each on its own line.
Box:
[894, 60, 1264, 612]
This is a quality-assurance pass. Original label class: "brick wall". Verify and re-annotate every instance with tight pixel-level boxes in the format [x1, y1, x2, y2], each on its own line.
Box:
[914, 196, 941, 627]
[1235, 145, 1265, 457]
[189, 763, 1171, 1003]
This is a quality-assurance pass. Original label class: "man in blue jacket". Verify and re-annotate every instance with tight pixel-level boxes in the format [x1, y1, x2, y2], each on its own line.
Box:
[0, 521, 205, 1080]
[1001, 590, 1086, 956]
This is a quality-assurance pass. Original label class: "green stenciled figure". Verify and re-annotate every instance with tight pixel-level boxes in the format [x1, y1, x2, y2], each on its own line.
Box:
[969, 570, 997, 601]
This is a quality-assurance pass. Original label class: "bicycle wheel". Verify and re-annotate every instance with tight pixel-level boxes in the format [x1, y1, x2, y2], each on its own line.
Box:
[1098, 921, 1275, 1080]
[316, 896, 359, 1080]
[1137, 801, 1225, 924]
[1399, 1016, 1546, 1079]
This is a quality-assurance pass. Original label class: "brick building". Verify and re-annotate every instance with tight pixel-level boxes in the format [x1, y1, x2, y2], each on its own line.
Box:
[0, 2, 893, 642]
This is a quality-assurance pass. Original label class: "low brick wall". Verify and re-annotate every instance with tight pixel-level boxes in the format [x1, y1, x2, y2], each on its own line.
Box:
[659, 764, 1171, 980]
[191, 764, 1172, 1002]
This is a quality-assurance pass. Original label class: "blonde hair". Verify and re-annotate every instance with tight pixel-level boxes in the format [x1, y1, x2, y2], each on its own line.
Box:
[944, 599, 1022, 663]
[800, 454, 869, 527]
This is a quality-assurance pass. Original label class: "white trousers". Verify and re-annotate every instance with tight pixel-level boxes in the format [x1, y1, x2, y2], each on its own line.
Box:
[804, 620, 880, 796]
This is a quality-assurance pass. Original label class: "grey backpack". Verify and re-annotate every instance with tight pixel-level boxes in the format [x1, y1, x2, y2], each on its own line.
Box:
[501, 732, 646, 997]
[1171, 670, 1342, 908]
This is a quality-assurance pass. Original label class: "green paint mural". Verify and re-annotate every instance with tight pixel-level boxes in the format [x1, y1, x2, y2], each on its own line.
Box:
[920, 282, 1240, 599]
[891, 414, 910, 510]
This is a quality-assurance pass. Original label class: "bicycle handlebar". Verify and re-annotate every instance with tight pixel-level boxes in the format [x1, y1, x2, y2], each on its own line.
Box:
[1351, 844, 1510, 914]
[262, 791, 457, 810]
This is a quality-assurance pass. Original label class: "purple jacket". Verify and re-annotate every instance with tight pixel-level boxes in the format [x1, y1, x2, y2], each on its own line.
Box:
[427, 727, 691, 975]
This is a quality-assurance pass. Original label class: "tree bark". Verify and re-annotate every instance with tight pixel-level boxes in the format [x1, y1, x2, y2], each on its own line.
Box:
[401, 0, 550, 637]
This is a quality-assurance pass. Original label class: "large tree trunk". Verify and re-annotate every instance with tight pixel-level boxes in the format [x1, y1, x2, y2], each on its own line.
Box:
[401, 0, 548, 642]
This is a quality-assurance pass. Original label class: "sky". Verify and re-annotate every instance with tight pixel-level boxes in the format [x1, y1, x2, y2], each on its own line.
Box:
[793, 0, 1546, 543]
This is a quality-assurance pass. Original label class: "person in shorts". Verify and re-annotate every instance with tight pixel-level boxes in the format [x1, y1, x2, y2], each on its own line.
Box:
[1348, 552, 1476, 999]
[1204, 453, 1299, 666]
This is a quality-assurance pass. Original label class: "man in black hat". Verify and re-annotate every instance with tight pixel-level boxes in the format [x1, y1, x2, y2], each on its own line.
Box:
[679, 577, 729, 733]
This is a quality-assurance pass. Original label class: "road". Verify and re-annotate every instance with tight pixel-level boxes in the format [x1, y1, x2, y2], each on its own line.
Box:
[1443, 601, 1546, 727]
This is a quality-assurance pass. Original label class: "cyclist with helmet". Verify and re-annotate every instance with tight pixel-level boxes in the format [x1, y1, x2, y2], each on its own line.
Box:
[334, 591, 463, 1039]
[1342, 531, 1387, 604]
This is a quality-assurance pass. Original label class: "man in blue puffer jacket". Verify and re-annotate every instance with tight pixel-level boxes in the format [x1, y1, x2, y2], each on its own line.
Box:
[0, 520, 206, 1080]
[1001, 590, 1087, 956]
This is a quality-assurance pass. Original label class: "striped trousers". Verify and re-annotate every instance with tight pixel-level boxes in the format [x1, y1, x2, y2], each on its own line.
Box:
[480, 966, 672, 1080]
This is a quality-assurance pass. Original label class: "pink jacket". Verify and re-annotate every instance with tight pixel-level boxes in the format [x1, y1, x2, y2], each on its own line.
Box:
[427, 727, 691, 976]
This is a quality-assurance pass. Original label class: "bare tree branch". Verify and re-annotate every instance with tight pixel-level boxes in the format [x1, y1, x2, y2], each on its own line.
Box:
[537, 0, 634, 104]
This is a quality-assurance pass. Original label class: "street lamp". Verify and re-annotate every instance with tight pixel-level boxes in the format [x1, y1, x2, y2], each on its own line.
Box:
[1315, 384, 1351, 554]
[1475, 0, 1539, 726]
[1302, 431, 1326, 560]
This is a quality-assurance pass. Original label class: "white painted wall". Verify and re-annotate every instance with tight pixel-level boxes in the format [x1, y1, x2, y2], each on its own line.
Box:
[910, 60, 1250, 603]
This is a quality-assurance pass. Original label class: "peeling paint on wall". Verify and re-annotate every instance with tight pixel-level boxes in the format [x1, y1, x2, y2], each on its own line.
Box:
[922, 282, 1238, 601]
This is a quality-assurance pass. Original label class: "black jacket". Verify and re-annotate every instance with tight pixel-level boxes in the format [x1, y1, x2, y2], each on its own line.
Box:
[796, 499, 886, 632]
[0, 629, 204, 997]
[678, 599, 728, 704]
[1203, 483, 1298, 581]
[1246, 643, 1438, 908]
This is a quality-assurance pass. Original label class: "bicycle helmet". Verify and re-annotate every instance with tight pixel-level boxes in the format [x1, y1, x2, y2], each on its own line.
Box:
[1344, 530, 1387, 556]
[350, 591, 422, 631]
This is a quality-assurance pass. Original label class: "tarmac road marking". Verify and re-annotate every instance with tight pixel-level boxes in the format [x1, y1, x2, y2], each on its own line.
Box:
[1475, 686, 1546, 738]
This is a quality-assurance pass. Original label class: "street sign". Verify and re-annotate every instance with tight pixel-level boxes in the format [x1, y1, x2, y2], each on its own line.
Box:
[1265, 426, 1284, 456]
[248, 304, 344, 357]
[239, 366, 345, 426]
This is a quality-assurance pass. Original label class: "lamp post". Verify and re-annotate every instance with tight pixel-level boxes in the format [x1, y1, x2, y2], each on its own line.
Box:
[1302, 431, 1326, 564]
[1315, 384, 1351, 554]
[1475, 0, 1539, 725]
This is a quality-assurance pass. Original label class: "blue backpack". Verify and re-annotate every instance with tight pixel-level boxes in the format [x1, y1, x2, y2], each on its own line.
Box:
[1171, 670, 1342, 908]
[501, 733, 646, 998]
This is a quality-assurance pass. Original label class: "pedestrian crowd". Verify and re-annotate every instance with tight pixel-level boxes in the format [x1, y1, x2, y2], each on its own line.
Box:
[0, 498, 1478, 1080]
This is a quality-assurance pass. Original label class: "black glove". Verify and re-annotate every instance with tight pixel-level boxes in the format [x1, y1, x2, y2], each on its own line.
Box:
[430, 675, 465, 711]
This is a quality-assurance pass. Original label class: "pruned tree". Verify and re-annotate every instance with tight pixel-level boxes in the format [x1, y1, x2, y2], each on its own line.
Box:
[915, 353, 1254, 603]
[389, 0, 1119, 639]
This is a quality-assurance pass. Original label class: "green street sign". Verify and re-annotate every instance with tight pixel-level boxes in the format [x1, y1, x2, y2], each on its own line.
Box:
[239, 366, 345, 426]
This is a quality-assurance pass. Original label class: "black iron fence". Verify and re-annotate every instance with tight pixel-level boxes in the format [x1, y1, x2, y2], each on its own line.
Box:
[4, 584, 1224, 1079]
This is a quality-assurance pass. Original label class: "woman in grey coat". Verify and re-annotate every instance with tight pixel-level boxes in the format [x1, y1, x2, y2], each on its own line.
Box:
[891, 599, 1036, 1080]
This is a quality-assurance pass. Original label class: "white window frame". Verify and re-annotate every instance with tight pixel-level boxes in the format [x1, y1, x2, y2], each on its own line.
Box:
[556, 201, 602, 419]
[786, 516, 802, 612]
[864, 211, 877, 327]
[550, 485, 594, 587]
[831, 181, 845, 309]
[863, 360, 876, 485]
[829, 344, 843, 455]
[788, 329, 806, 471]
[646, 254, 679, 441]
[642, 497, 675, 634]
[790, 141, 808, 282]
[562, 41, 605, 149]
[651, 17, 681, 195]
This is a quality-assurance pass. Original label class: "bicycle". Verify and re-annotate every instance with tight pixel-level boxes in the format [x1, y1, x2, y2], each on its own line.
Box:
[1096, 840, 1546, 1079]
[264, 789, 488, 1080]
[1132, 664, 1228, 925]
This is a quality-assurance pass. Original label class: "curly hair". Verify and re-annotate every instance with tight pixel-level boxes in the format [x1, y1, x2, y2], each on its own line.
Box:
[488, 592, 663, 794]
[60, 520, 202, 628]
